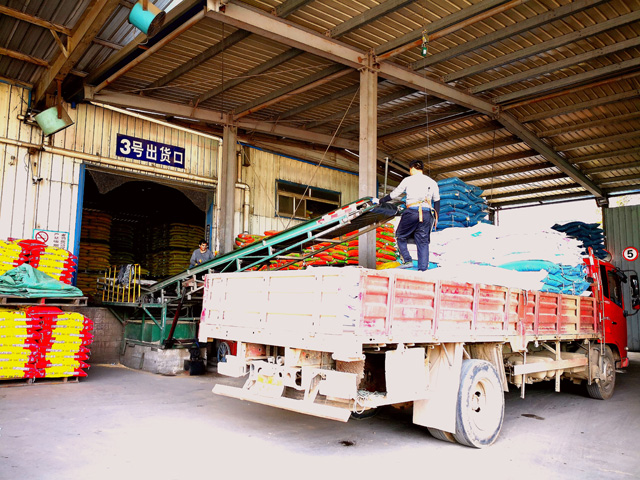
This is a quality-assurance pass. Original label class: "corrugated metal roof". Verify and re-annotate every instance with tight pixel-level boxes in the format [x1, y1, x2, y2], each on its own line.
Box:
[0, 0, 638, 208]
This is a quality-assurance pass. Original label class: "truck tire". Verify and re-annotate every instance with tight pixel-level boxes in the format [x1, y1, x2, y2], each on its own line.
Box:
[586, 346, 616, 400]
[453, 359, 504, 448]
[427, 428, 456, 443]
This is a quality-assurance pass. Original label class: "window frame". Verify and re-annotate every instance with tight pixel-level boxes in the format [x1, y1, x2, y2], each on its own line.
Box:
[275, 179, 341, 220]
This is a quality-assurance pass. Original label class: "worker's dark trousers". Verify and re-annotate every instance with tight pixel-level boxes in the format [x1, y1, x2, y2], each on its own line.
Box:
[396, 208, 433, 271]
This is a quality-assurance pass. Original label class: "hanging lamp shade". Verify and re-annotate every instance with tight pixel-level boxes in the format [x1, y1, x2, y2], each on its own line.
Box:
[34, 106, 74, 136]
[128, 1, 166, 37]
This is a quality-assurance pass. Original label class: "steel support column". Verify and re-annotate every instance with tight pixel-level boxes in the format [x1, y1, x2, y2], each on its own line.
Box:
[358, 62, 378, 269]
[221, 125, 238, 254]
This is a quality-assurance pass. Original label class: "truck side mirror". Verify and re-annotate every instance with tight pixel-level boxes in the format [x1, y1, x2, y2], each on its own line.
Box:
[630, 273, 640, 310]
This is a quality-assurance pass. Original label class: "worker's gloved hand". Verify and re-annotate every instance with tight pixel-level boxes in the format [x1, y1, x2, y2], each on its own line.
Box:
[371, 197, 380, 205]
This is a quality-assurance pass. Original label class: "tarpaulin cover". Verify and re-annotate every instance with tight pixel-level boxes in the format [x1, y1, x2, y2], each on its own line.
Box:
[0, 264, 83, 297]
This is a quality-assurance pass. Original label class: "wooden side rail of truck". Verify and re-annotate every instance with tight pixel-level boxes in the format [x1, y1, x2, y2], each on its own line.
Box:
[199, 257, 639, 448]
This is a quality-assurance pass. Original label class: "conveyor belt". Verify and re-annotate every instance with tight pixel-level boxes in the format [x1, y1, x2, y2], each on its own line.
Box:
[143, 197, 402, 301]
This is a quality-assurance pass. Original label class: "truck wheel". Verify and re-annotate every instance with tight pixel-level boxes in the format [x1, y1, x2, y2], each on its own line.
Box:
[453, 359, 504, 448]
[427, 428, 456, 443]
[586, 346, 616, 400]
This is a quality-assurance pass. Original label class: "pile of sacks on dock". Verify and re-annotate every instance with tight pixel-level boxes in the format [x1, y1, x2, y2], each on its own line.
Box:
[234, 223, 400, 270]
[436, 177, 489, 230]
[0, 306, 92, 380]
[0, 239, 77, 284]
[551, 221, 608, 259]
[426, 223, 591, 295]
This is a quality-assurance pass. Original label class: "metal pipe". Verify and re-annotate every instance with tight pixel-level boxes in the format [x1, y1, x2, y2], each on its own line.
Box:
[90, 101, 222, 141]
[93, 9, 206, 94]
[0, 136, 218, 186]
[503, 70, 640, 110]
[376, 0, 526, 62]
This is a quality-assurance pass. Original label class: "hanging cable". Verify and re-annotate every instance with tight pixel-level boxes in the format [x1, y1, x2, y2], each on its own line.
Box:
[283, 86, 361, 231]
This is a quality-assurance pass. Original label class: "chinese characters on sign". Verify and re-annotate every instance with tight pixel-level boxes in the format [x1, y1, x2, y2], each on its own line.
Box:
[33, 230, 69, 250]
[116, 134, 186, 169]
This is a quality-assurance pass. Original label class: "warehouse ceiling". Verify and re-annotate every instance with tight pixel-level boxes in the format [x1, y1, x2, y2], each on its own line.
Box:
[1, 0, 639, 209]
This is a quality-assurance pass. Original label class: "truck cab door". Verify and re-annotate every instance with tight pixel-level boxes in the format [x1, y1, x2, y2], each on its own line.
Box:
[599, 264, 628, 366]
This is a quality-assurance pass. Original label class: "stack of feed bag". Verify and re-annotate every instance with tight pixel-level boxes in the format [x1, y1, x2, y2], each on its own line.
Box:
[551, 221, 608, 259]
[436, 177, 488, 230]
[22, 241, 77, 285]
[148, 223, 205, 277]
[375, 224, 399, 268]
[0, 308, 40, 379]
[427, 223, 590, 295]
[234, 225, 398, 270]
[0, 239, 77, 285]
[30, 307, 92, 378]
[110, 219, 137, 266]
[77, 210, 112, 296]
[0, 240, 25, 276]
[0, 306, 93, 380]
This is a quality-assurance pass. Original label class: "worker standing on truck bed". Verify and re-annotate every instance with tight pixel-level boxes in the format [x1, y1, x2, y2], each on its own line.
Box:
[380, 159, 440, 271]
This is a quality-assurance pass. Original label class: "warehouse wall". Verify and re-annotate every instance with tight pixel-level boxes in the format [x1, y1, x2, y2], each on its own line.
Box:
[0, 83, 220, 249]
[236, 145, 359, 235]
[603, 204, 640, 351]
[0, 83, 82, 246]
[66, 306, 123, 364]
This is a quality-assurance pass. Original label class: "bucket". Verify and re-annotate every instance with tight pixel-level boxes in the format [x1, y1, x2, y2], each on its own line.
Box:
[128, 2, 166, 37]
[34, 106, 74, 136]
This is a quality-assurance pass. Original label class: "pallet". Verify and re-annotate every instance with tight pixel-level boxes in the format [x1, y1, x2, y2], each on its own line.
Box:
[0, 296, 88, 306]
[0, 376, 81, 387]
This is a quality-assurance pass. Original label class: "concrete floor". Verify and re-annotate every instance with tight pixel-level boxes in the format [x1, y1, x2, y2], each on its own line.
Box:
[1, 353, 639, 480]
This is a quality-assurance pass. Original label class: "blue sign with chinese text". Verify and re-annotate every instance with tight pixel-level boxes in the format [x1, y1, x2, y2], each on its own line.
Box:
[116, 134, 185, 168]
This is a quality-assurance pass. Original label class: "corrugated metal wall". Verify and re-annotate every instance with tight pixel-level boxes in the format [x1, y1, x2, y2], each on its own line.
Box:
[603, 205, 640, 351]
[0, 83, 220, 253]
[0, 83, 82, 246]
[237, 146, 359, 235]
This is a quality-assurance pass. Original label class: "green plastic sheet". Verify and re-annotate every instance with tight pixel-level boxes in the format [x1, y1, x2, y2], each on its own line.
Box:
[0, 264, 83, 297]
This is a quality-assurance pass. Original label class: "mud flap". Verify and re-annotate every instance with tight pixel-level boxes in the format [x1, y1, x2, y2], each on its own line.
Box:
[412, 343, 463, 433]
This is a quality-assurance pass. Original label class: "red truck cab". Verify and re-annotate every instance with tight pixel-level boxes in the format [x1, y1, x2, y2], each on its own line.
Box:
[585, 255, 640, 369]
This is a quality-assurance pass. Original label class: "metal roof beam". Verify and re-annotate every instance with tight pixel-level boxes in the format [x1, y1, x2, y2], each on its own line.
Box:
[329, 0, 415, 38]
[88, 89, 359, 150]
[304, 86, 415, 130]
[561, 131, 640, 152]
[205, 2, 497, 115]
[147, 0, 311, 95]
[146, 30, 251, 92]
[495, 57, 640, 104]
[390, 122, 502, 155]
[273, 0, 315, 18]
[277, 82, 363, 120]
[414, 0, 607, 71]
[522, 89, 640, 123]
[233, 65, 351, 119]
[480, 173, 567, 190]
[597, 174, 640, 186]
[340, 96, 445, 134]
[472, 36, 640, 94]
[378, 0, 514, 56]
[493, 191, 593, 207]
[570, 146, 640, 165]
[539, 112, 640, 137]
[34, 0, 120, 104]
[459, 162, 555, 182]
[430, 150, 539, 176]
[425, 136, 522, 163]
[378, 111, 478, 141]
[443, 8, 640, 83]
[487, 184, 580, 200]
[584, 160, 640, 175]
[498, 112, 602, 196]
